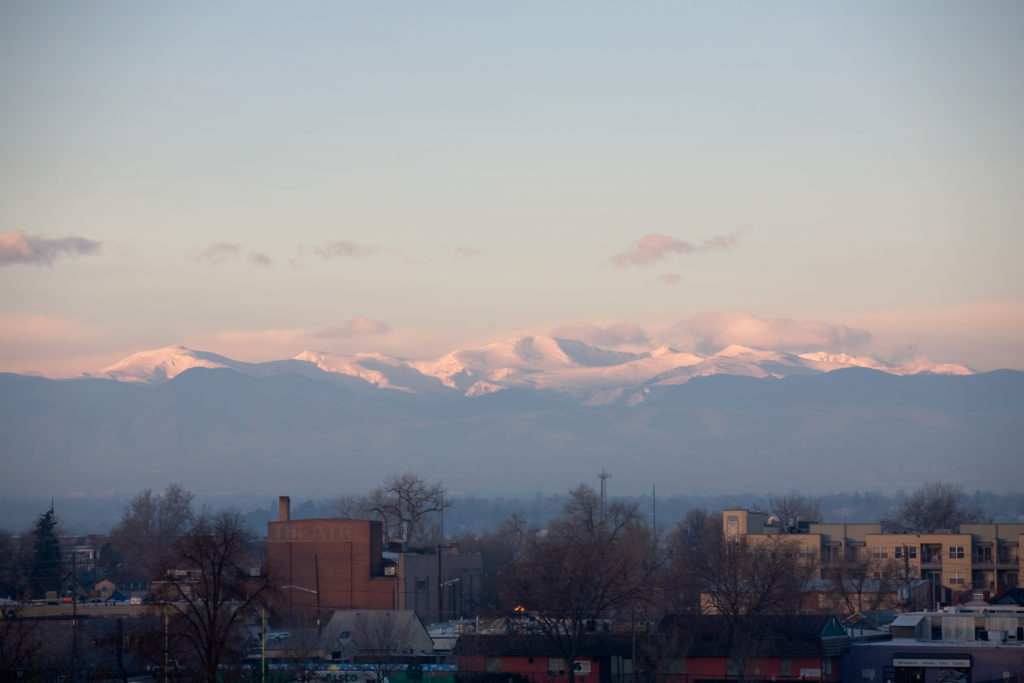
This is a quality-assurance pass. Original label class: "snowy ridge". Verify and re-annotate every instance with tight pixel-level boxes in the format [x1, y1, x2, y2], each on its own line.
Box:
[90, 337, 976, 399]
[95, 346, 233, 383]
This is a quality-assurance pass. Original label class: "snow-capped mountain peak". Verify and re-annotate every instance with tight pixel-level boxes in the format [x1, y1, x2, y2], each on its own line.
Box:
[95, 346, 232, 383]
[90, 338, 976, 397]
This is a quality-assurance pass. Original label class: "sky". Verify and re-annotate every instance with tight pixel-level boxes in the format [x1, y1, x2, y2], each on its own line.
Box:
[2, 1, 1022, 377]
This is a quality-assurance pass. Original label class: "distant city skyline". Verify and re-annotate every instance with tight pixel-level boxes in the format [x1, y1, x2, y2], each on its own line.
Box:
[2, 2, 1022, 377]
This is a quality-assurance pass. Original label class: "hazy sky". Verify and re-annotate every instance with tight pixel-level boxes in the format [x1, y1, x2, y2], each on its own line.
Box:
[2, 1, 1022, 376]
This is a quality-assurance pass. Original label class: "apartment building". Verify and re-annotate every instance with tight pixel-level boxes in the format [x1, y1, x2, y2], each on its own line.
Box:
[723, 510, 1024, 596]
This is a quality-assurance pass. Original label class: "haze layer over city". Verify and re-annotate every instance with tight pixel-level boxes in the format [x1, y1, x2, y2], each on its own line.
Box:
[1, 3, 1022, 506]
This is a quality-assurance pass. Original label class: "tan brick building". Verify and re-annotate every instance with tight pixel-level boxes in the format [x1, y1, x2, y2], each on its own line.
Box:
[723, 509, 1024, 596]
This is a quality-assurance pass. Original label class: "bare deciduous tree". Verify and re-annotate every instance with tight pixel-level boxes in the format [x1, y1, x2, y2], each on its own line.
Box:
[768, 494, 821, 532]
[353, 612, 405, 683]
[501, 484, 653, 683]
[157, 509, 272, 682]
[689, 530, 813, 682]
[361, 473, 447, 548]
[883, 481, 984, 533]
[0, 609, 44, 680]
[108, 484, 194, 575]
[822, 550, 902, 614]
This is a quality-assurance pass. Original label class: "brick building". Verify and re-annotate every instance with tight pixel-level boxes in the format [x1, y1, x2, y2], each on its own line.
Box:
[267, 496, 397, 624]
[723, 509, 1024, 597]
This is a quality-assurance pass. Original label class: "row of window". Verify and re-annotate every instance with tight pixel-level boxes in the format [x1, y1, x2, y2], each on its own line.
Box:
[869, 545, 969, 559]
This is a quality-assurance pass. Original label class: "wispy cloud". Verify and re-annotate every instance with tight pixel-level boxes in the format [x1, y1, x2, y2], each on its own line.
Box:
[0, 230, 102, 266]
[549, 322, 650, 348]
[609, 231, 740, 268]
[657, 311, 871, 354]
[191, 242, 272, 266]
[455, 246, 482, 258]
[311, 241, 381, 259]
[657, 273, 681, 285]
[315, 314, 391, 338]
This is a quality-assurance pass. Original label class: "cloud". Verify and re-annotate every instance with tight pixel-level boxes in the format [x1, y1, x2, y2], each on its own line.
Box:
[609, 231, 740, 268]
[0, 230, 102, 266]
[191, 242, 272, 266]
[549, 322, 650, 348]
[315, 315, 392, 339]
[657, 273, 681, 285]
[311, 241, 380, 259]
[844, 301, 1024, 372]
[657, 311, 872, 354]
[455, 246, 482, 258]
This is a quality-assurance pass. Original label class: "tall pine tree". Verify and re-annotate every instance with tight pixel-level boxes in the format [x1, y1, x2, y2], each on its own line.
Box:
[29, 507, 61, 599]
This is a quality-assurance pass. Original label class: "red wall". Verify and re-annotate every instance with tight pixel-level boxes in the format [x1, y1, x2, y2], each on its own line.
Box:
[267, 519, 395, 614]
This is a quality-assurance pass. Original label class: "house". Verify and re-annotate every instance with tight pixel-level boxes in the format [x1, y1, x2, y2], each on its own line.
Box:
[656, 614, 850, 682]
[94, 575, 150, 601]
[319, 609, 435, 661]
[456, 616, 850, 683]
[455, 633, 635, 683]
[264, 609, 435, 664]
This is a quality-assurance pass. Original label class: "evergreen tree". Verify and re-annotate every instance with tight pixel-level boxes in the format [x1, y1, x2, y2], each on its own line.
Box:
[29, 507, 62, 599]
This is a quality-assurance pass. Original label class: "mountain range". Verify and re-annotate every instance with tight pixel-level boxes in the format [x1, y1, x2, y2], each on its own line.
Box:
[1, 337, 1020, 499]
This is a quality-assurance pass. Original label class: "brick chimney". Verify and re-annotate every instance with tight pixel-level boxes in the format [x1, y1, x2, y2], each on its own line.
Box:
[278, 496, 290, 522]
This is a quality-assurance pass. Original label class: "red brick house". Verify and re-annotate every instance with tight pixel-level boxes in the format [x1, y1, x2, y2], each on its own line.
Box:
[455, 615, 850, 683]
[455, 633, 634, 683]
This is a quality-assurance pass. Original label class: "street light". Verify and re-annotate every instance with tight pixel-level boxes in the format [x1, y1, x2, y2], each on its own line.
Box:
[282, 584, 322, 636]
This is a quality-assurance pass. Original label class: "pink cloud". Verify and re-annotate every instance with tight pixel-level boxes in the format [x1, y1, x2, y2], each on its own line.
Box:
[311, 241, 380, 259]
[609, 231, 739, 268]
[455, 246, 482, 258]
[549, 322, 650, 348]
[0, 230, 102, 266]
[657, 273, 681, 285]
[315, 315, 392, 339]
[191, 242, 272, 266]
[844, 302, 1024, 372]
[657, 311, 872, 354]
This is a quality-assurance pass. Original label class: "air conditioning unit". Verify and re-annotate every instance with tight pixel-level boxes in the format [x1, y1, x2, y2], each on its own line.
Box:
[573, 661, 592, 674]
[384, 566, 396, 576]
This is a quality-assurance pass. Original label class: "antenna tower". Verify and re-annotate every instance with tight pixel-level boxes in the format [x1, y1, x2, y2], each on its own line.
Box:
[599, 468, 611, 518]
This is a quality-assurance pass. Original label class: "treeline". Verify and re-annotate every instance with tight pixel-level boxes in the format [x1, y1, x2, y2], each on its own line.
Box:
[233, 487, 1024, 537]
[1, 484, 1021, 541]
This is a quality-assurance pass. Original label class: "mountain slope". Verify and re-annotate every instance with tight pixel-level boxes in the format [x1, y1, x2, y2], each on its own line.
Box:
[0, 367, 1019, 498]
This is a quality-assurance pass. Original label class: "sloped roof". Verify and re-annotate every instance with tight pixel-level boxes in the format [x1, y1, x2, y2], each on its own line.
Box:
[319, 609, 431, 653]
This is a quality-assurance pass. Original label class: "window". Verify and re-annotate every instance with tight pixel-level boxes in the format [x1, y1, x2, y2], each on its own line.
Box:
[895, 545, 916, 559]
[799, 544, 814, 558]
[665, 659, 686, 675]
[726, 516, 739, 540]
[485, 658, 502, 673]
[780, 659, 791, 677]
[950, 571, 966, 585]
[415, 579, 427, 590]
[548, 658, 565, 675]
[948, 546, 964, 559]
[872, 546, 888, 559]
